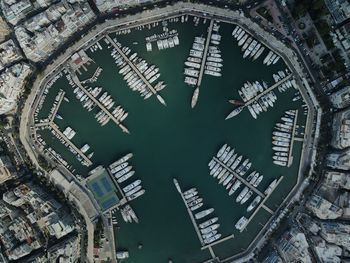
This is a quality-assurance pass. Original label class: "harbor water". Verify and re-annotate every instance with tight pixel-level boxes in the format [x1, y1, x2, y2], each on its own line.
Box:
[37, 16, 307, 262]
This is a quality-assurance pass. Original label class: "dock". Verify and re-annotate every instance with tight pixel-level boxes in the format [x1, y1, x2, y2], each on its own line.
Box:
[49, 90, 66, 123]
[69, 69, 130, 134]
[201, 233, 234, 250]
[106, 167, 128, 204]
[51, 123, 93, 166]
[213, 157, 265, 198]
[244, 74, 292, 107]
[197, 20, 214, 87]
[287, 109, 298, 167]
[240, 176, 284, 232]
[81, 67, 102, 84]
[106, 35, 167, 106]
[173, 179, 204, 245]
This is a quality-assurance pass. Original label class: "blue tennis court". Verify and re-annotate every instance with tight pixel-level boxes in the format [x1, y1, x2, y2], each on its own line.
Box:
[91, 182, 104, 197]
[102, 196, 118, 209]
[101, 177, 113, 192]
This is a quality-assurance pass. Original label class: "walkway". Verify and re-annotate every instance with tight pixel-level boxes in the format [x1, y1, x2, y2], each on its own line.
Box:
[197, 20, 214, 87]
[288, 110, 298, 167]
[106, 35, 167, 106]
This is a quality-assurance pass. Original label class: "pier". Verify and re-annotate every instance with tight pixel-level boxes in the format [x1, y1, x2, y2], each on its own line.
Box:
[49, 90, 66, 123]
[106, 35, 167, 106]
[81, 66, 102, 84]
[244, 74, 293, 107]
[288, 109, 298, 167]
[50, 123, 93, 166]
[173, 179, 204, 245]
[197, 20, 214, 87]
[106, 168, 128, 205]
[213, 157, 265, 198]
[240, 176, 284, 232]
[69, 69, 130, 134]
[201, 234, 234, 250]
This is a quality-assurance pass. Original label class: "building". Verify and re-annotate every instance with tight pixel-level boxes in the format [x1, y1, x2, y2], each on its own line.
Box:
[0, 155, 18, 184]
[94, 0, 155, 13]
[326, 149, 350, 171]
[323, 171, 350, 190]
[15, 1, 95, 62]
[329, 86, 350, 109]
[0, 39, 22, 71]
[0, 63, 32, 115]
[324, 0, 350, 25]
[275, 227, 313, 263]
[0, 183, 76, 261]
[306, 194, 343, 219]
[331, 107, 350, 149]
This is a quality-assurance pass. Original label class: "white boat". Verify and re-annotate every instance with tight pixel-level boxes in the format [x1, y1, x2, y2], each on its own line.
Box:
[226, 106, 243, 120]
[195, 208, 214, 220]
[199, 217, 218, 229]
[229, 180, 241, 196]
[247, 196, 262, 212]
[264, 179, 277, 195]
[191, 87, 199, 108]
[240, 190, 253, 204]
[217, 144, 227, 158]
[235, 216, 248, 231]
[236, 187, 248, 203]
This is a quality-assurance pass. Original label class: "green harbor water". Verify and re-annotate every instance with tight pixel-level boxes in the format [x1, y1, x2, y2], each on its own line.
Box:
[36, 16, 307, 262]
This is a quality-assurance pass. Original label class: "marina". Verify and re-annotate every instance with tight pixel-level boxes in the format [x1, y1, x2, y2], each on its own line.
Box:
[31, 14, 308, 263]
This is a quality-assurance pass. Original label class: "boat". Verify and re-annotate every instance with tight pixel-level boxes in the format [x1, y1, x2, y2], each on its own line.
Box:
[230, 155, 242, 170]
[191, 87, 199, 108]
[235, 216, 248, 231]
[217, 144, 227, 158]
[190, 203, 203, 211]
[236, 187, 248, 202]
[114, 166, 133, 178]
[240, 190, 253, 204]
[203, 233, 222, 244]
[110, 153, 133, 169]
[195, 208, 214, 220]
[226, 106, 243, 120]
[117, 171, 135, 183]
[264, 179, 277, 195]
[200, 224, 220, 234]
[127, 189, 145, 201]
[123, 180, 142, 193]
[199, 217, 219, 229]
[229, 180, 241, 196]
[253, 175, 263, 187]
[247, 196, 262, 212]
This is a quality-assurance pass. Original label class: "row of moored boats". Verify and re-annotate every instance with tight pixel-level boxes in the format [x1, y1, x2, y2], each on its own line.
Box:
[110, 39, 166, 102]
[272, 110, 297, 166]
[174, 179, 222, 245]
[109, 153, 145, 201]
[208, 144, 263, 212]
